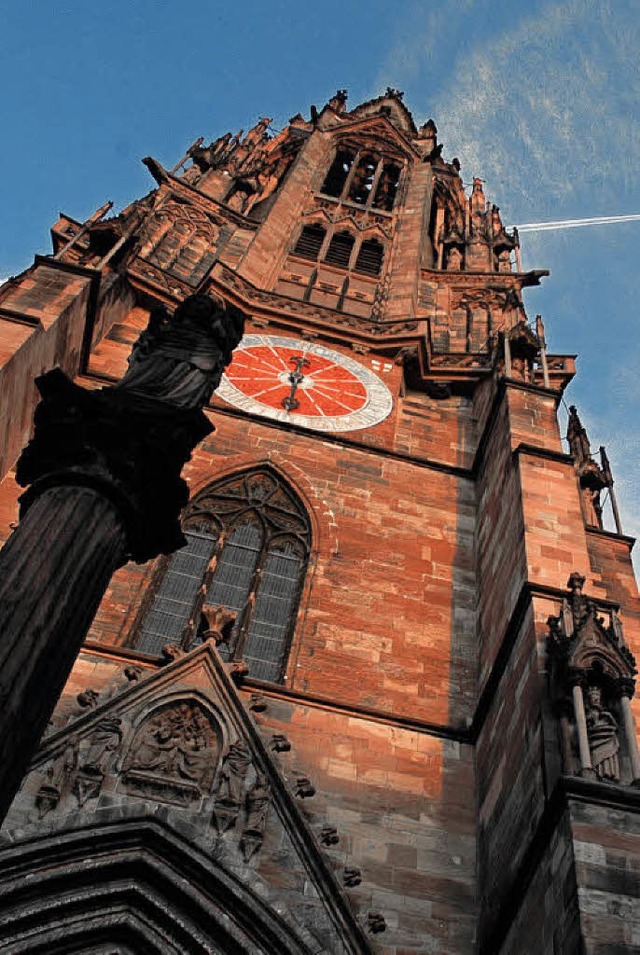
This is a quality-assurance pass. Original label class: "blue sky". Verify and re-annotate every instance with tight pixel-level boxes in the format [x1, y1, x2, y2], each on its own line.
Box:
[2, 0, 639, 564]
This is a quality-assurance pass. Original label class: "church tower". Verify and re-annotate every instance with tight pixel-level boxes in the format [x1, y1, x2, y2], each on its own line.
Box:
[0, 89, 638, 953]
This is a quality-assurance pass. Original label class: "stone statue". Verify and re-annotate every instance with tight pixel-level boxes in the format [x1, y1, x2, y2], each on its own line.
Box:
[244, 772, 270, 833]
[216, 740, 252, 807]
[47, 739, 78, 793]
[447, 247, 462, 271]
[213, 739, 252, 832]
[582, 486, 604, 528]
[586, 686, 620, 782]
[239, 772, 271, 861]
[81, 716, 123, 775]
[498, 249, 512, 272]
[115, 294, 245, 410]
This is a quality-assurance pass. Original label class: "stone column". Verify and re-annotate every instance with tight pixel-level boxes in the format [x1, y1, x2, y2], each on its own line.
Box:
[0, 487, 126, 820]
[0, 293, 245, 823]
[571, 678, 596, 779]
[618, 679, 640, 786]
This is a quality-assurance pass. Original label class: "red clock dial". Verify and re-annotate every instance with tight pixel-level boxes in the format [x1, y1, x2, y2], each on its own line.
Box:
[217, 335, 394, 433]
[225, 344, 368, 417]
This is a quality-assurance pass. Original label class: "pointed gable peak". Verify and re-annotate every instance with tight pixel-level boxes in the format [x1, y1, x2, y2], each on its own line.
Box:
[346, 88, 418, 137]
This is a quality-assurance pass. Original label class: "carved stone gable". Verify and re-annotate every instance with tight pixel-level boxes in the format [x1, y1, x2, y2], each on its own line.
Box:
[8, 641, 371, 955]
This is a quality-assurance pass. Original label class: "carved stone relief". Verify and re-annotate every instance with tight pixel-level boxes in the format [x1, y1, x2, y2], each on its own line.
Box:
[240, 772, 271, 861]
[74, 715, 123, 805]
[212, 740, 252, 832]
[123, 701, 219, 806]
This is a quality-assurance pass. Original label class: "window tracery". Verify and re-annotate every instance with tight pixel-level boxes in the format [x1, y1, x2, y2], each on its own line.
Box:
[134, 469, 311, 683]
[320, 146, 401, 212]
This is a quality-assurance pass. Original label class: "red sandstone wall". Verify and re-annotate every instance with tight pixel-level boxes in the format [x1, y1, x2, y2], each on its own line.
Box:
[0, 264, 92, 477]
[475, 391, 528, 692]
[246, 692, 476, 953]
[80, 407, 477, 730]
[499, 810, 581, 955]
[476, 608, 547, 945]
[571, 800, 640, 953]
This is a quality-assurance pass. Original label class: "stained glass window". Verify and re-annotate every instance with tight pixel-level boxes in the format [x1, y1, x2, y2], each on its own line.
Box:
[132, 469, 311, 684]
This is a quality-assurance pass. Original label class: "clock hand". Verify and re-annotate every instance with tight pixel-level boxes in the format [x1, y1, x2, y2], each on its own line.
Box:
[282, 355, 311, 412]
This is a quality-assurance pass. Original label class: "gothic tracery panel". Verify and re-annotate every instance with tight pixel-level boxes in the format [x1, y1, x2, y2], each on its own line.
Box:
[134, 468, 311, 683]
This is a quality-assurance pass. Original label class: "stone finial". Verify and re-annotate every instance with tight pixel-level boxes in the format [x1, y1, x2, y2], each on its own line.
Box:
[566, 409, 608, 528]
[567, 572, 586, 595]
[419, 118, 437, 139]
[566, 406, 593, 470]
[201, 603, 236, 646]
[328, 90, 348, 113]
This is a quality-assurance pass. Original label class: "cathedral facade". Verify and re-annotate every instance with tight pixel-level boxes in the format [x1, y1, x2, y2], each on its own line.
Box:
[0, 89, 638, 953]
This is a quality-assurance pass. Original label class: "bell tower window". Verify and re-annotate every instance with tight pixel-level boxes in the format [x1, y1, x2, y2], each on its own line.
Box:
[293, 223, 326, 260]
[374, 163, 401, 211]
[321, 149, 356, 198]
[320, 146, 403, 212]
[354, 238, 384, 276]
[348, 154, 378, 204]
[324, 231, 355, 269]
[133, 468, 311, 684]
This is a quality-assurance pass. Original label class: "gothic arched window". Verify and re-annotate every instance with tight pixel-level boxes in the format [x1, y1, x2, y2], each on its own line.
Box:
[134, 469, 311, 683]
[321, 148, 356, 197]
[319, 145, 403, 212]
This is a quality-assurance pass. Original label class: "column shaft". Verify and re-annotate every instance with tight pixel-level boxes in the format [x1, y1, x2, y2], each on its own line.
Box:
[572, 683, 594, 776]
[0, 486, 126, 820]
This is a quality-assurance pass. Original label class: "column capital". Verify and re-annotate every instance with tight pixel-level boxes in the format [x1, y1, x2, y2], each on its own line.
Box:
[616, 676, 636, 700]
[16, 369, 213, 563]
[567, 666, 588, 689]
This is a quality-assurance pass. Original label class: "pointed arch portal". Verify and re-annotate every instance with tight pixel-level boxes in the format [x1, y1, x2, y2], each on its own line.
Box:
[0, 818, 314, 954]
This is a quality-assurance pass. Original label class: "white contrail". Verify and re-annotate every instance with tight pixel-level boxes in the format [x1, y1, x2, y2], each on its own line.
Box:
[513, 213, 640, 233]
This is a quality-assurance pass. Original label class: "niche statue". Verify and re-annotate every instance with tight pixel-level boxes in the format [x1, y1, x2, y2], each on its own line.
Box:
[116, 294, 245, 410]
[586, 686, 620, 782]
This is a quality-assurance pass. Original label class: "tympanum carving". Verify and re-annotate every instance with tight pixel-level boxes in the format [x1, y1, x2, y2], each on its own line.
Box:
[123, 701, 219, 806]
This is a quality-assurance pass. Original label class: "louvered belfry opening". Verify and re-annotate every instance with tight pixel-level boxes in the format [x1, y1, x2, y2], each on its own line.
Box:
[354, 238, 384, 276]
[292, 223, 326, 261]
[324, 231, 355, 269]
[134, 469, 311, 683]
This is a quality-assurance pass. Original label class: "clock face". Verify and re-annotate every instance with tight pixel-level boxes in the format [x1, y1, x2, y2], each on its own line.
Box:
[217, 334, 394, 432]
